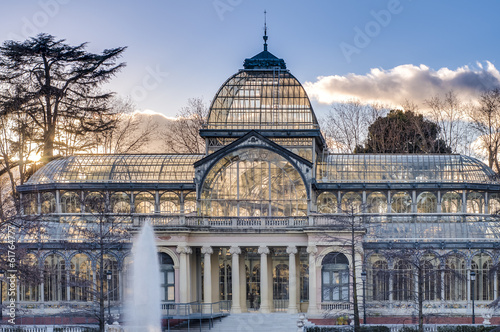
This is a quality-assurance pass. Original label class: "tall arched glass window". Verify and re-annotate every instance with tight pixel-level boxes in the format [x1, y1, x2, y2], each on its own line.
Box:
[61, 191, 81, 213]
[467, 192, 485, 214]
[444, 255, 466, 301]
[84, 192, 105, 214]
[110, 192, 130, 213]
[273, 264, 289, 301]
[159, 253, 175, 302]
[201, 148, 307, 217]
[44, 254, 66, 301]
[321, 253, 349, 302]
[471, 253, 494, 301]
[441, 191, 462, 213]
[41, 192, 56, 214]
[367, 192, 387, 214]
[341, 192, 362, 214]
[417, 192, 437, 213]
[19, 254, 39, 301]
[394, 260, 413, 301]
[22, 193, 37, 215]
[368, 255, 389, 301]
[70, 254, 91, 301]
[488, 193, 500, 214]
[183, 192, 196, 214]
[135, 192, 155, 213]
[98, 255, 119, 301]
[160, 192, 180, 214]
[391, 192, 412, 213]
[421, 255, 440, 301]
[317, 192, 337, 213]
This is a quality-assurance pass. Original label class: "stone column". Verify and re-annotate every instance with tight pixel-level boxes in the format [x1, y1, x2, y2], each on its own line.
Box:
[287, 246, 298, 314]
[307, 245, 318, 315]
[258, 246, 270, 313]
[201, 246, 213, 305]
[229, 246, 242, 313]
[176, 245, 192, 303]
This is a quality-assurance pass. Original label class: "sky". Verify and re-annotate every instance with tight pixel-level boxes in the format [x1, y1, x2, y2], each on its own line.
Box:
[1, 0, 500, 118]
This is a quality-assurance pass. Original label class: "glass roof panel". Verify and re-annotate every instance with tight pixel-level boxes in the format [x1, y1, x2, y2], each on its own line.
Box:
[317, 154, 498, 184]
[206, 70, 319, 130]
[27, 154, 203, 184]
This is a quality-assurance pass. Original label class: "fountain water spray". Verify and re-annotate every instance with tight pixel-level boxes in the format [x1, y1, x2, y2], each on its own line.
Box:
[126, 222, 161, 331]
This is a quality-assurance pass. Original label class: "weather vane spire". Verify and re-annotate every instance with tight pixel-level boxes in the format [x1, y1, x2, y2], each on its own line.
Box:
[263, 10, 268, 51]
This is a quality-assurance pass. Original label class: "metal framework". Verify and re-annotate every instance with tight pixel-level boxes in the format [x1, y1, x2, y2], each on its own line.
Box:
[26, 154, 203, 184]
[206, 70, 319, 130]
[317, 154, 498, 183]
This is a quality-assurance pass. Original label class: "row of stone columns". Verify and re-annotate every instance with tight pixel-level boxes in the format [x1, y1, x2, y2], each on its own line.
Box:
[176, 245, 317, 314]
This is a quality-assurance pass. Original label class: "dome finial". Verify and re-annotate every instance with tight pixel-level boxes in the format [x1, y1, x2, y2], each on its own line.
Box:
[263, 10, 268, 51]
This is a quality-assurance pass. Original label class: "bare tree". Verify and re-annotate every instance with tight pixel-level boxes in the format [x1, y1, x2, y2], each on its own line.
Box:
[425, 91, 475, 155]
[162, 97, 208, 154]
[89, 97, 159, 154]
[470, 88, 500, 173]
[322, 100, 387, 153]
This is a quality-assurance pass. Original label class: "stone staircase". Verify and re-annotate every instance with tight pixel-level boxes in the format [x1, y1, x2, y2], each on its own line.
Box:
[166, 312, 300, 332]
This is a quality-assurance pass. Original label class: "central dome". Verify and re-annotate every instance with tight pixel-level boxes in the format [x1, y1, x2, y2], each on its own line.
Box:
[206, 66, 319, 130]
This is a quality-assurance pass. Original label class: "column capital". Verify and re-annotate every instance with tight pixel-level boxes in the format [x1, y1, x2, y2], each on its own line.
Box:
[201, 246, 213, 255]
[258, 245, 270, 255]
[229, 246, 241, 255]
[176, 245, 192, 254]
[286, 246, 298, 255]
[306, 245, 317, 254]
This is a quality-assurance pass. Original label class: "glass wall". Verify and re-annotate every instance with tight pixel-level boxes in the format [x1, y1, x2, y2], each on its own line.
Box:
[201, 148, 307, 217]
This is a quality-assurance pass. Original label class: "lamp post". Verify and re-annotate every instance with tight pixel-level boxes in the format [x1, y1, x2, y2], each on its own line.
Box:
[360, 271, 367, 325]
[0, 269, 4, 321]
[106, 270, 112, 324]
[470, 271, 476, 325]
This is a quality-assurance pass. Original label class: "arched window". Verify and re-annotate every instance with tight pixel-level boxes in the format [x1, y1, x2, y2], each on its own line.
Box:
[61, 191, 81, 213]
[417, 192, 437, 213]
[160, 192, 180, 214]
[421, 255, 440, 301]
[488, 193, 500, 214]
[368, 256, 389, 301]
[322, 253, 349, 302]
[110, 192, 130, 213]
[19, 254, 39, 301]
[158, 253, 175, 302]
[135, 192, 155, 213]
[201, 148, 307, 217]
[98, 255, 119, 301]
[391, 192, 412, 213]
[367, 192, 387, 214]
[183, 192, 196, 214]
[300, 263, 309, 301]
[341, 192, 362, 214]
[467, 192, 485, 214]
[317, 192, 337, 214]
[41, 192, 56, 214]
[44, 254, 66, 301]
[273, 264, 289, 301]
[23, 193, 37, 215]
[441, 191, 462, 213]
[85, 192, 104, 213]
[444, 255, 466, 301]
[394, 260, 413, 301]
[471, 253, 494, 301]
[70, 254, 91, 301]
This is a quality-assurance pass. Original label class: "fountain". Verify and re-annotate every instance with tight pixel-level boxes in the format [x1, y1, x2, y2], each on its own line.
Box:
[125, 222, 162, 332]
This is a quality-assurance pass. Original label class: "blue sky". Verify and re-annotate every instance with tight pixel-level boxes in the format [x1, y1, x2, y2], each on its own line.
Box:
[1, 0, 500, 118]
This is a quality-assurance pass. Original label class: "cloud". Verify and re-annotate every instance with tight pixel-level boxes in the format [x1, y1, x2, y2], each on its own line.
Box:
[304, 61, 500, 108]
